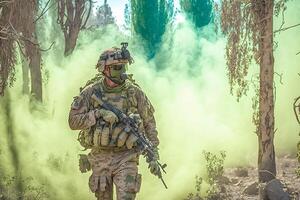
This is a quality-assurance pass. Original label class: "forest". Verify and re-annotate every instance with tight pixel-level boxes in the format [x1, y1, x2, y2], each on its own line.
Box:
[0, 0, 299, 199]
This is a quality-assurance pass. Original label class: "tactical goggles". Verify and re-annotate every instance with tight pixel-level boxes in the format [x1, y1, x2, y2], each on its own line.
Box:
[110, 64, 125, 70]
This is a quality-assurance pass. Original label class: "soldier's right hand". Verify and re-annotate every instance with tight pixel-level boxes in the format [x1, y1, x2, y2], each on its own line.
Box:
[94, 109, 119, 125]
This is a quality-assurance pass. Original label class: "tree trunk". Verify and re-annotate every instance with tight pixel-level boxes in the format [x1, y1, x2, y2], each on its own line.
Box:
[104, 0, 107, 22]
[28, 41, 42, 102]
[64, 28, 80, 56]
[2, 91, 24, 198]
[22, 0, 43, 102]
[23, 22, 43, 102]
[21, 53, 30, 95]
[258, 0, 276, 198]
[60, 0, 87, 57]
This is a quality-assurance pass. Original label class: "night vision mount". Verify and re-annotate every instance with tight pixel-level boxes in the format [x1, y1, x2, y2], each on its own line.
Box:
[120, 42, 134, 64]
[121, 42, 134, 64]
[100, 42, 134, 65]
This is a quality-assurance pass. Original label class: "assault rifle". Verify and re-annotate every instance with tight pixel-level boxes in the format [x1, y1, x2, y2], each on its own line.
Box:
[91, 90, 168, 189]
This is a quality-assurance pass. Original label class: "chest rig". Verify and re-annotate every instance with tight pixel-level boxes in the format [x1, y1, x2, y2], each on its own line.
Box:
[78, 78, 142, 151]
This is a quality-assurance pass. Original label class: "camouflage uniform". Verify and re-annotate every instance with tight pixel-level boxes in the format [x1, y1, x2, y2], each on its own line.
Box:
[69, 73, 159, 200]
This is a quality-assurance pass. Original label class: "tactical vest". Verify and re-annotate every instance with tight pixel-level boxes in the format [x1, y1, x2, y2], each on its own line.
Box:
[78, 74, 143, 151]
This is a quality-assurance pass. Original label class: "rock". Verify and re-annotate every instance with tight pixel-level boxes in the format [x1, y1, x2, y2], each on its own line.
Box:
[265, 179, 289, 200]
[192, 195, 203, 200]
[283, 162, 290, 168]
[234, 167, 249, 177]
[218, 176, 230, 185]
[243, 182, 259, 196]
[234, 180, 243, 186]
[231, 178, 239, 184]
[220, 185, 226, 193]
[284, 154, 295, 159]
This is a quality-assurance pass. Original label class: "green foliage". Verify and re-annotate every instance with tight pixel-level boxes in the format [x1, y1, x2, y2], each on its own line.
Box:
[203, 151, 226, 185]
[131, 0, 174, 59]
[185, 151, 226, 200]
[95, 3, 115, 27]
[180, 0, 213, 28]
[203, 151, 226, 200]
[0, 176, 49, 200]
[296, 168, 300, 177]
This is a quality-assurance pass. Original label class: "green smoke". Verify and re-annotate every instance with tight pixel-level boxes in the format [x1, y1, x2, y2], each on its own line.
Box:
[0, 1, 300, 200]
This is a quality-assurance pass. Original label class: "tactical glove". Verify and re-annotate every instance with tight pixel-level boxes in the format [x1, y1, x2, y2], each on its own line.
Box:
[148, 161, 160, 176]
[94, 108, 118, 125]
[128, 113, 142, 124]
[147, 147, 160, 176]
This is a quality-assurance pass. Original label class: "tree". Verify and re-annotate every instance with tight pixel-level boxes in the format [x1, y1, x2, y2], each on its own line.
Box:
[130, 0, 173, 59]
[180, 0, 213, 28]
[94, 0, 115, 27]
[0, 1, 43, 194]
[57, 0, 92, 56]
[219, 0, 290, 199]
[0, 0, 43, 101]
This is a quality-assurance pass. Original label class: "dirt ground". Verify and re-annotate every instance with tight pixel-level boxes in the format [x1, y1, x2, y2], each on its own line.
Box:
[222, 155, 300, 200]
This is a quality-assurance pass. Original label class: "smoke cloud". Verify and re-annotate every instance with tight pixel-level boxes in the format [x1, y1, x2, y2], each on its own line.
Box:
[0, 1, 299, 199]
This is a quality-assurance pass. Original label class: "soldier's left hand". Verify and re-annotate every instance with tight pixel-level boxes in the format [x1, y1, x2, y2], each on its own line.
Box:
[148, 161, 160, 176]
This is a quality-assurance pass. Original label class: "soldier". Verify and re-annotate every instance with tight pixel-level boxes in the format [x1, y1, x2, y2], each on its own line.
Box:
[68, 43, 161, 200]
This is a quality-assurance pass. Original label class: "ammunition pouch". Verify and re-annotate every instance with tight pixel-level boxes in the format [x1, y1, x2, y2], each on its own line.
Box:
[124, 173, 142, 193]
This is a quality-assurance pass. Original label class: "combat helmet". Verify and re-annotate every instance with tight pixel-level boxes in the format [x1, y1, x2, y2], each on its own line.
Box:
[96, 42, 134, 72]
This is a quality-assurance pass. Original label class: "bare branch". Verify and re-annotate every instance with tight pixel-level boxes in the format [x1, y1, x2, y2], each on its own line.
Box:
[34, 0, 57, 23]
[81, 0, 92, 29]
[3, 21, 54, 51]
[0, 1, 14, 5]
[40, 41, 55, 52]
[274, 23, 300, 33]
[274, 72, 283, 84]
[16, 40, 26, 58]
[57, 0, 92, 56]
[294, 96, 300, 124]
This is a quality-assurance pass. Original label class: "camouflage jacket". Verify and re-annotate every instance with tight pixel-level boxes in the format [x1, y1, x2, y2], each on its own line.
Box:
[68, 75, 159, 149]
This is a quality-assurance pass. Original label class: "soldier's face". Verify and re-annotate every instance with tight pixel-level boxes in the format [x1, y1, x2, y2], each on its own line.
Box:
[107, 64, 127, 84]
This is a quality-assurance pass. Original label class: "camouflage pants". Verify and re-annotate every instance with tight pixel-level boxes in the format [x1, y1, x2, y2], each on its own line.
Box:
[87, 149, 141, 200]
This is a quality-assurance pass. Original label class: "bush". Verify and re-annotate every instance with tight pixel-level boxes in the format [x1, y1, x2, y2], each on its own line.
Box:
[185, 151, 226, 200]
[0, 176, 48, 200]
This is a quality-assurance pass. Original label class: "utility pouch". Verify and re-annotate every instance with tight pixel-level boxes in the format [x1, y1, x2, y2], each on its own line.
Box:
[79, 154, 91, 173]
[126, 134, 138, 149]
[93, 126, 102, 147]
[78, 129, 93, 149]
[135, 174, 142, 192]
[101, 126, 110, 146]
[117, 131, 128, 147]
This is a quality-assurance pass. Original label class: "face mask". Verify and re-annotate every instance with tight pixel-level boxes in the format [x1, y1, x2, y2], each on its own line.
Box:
[109, 64, 127, 84]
